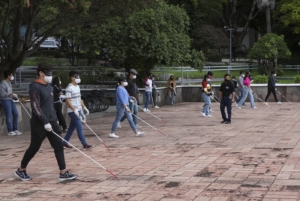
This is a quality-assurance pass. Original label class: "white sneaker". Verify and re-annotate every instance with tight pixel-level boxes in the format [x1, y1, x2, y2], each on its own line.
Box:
[8, 131, 16, 136]
[136, 131, 145, 137]
[237, 106, 241, 109]
[209, 109, 214, 113]
[14, 130, 22, 135]
[201, 112, 206, 117]
[206, 115, 212, 117]
[136, 124, 142, 129]
[154, 106, 160, 109]
[109, 133, 119, 138]
[146, 109, 151, 112]
[143, 108, 147, 112]
[117, 122, 121, 128]
[263, 102, 269, 105]
[277, 102, 282, 105]
[252, 107, 257, 109]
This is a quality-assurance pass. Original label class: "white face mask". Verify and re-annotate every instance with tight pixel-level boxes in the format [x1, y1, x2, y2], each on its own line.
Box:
[132, 75, 137, 79]
[207, 79, 211, 82]
[44, 76, 52, 84]
[242, 74, 245, 77]
[59, 81, 62, 85]
[274, 74, 276, 76]
[10, 76, 14, 81]
[124, 81, 128, 86]
[75, 78, 81, 84]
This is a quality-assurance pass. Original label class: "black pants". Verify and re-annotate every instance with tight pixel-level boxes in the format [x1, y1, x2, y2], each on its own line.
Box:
[54, 102, 67, 129]
[265, 87, 278, 102]
[21, 120, 66, 170]
[220, 97, 232, 122]
[152, 90, 157, 106]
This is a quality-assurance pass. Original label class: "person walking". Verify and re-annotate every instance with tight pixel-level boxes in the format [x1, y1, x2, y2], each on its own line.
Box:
[202, 71, 214, 112]
[167, 75, 176, 105]
[152, 75, 160, 108]
[201, 74, 212, 117]
[109, 77, 144, 138]
[0, 70, 22, 136]
[52, 76, 68, 132]
[14, 63, 77, 181]
[264, 71, 281, 105]
[236, 71, 246, 107]
[143, 73, 153, 112]
[118, 69, 142, 129]
[63, 71, 93, 150]
[236, 72, 256, 109]
[219, 74, 235, 124]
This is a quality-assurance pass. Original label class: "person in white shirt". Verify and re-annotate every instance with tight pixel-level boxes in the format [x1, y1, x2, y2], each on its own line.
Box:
[143, 73, 153, 112]
[63, 71, 93, 150]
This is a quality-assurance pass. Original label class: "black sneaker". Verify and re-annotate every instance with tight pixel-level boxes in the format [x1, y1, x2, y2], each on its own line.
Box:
[220, 120, 226, 123]
[83, 144, 93, 150]
[14, 169, 32, 181]
[58, 170, 78, 181]
[225, 121, 231, 124]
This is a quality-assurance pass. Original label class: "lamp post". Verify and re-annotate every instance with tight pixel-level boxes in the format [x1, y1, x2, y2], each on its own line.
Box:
[228, 28, 234, 66]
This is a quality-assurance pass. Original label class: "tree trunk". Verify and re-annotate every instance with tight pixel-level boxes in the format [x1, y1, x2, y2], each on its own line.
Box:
[266, 6, 272, 33]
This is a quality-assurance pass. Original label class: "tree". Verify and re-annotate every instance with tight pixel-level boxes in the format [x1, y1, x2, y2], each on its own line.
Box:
[248, 33, 291, 75]
[191, 25, 229, 52]
[256, 0, 275, 33]
[279, 0, 300, 34]
[0, 0, 90, 75]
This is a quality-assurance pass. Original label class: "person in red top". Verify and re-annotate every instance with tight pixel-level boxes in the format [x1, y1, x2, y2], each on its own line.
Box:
[236, 72, 256, 109]
[201, 74, 212, 117]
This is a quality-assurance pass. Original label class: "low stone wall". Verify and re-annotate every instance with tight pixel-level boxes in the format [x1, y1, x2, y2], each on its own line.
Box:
[1, 84, 299, 135]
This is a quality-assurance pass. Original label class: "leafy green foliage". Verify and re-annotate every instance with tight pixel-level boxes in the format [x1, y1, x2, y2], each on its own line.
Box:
[294, 75, 300, 83]
[206, 53, 222, 62]
[253, 75, 268, 83]
[280, 0, 300, 34]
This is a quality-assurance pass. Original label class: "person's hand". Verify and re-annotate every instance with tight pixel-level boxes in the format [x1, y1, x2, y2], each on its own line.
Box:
[83, 107, 89, 115]
[130, 99, 134, 103]
[44, 123, 52, 132]
[59, 95, 66, 99]
[232, 99, 235, 103]
[12, 93, 18, 100]
[126, 106, 131, 112]
[74, 109, 79, 117]
[132, 96, 136, 100]
[275, 88, 277, 91]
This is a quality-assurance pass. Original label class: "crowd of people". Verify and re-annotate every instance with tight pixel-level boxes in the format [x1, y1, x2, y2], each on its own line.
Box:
[0, 64, 283, 181]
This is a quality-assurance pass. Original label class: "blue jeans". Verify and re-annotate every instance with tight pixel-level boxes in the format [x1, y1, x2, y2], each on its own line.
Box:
[169, 90, 174, 104]
[236, 88, 244, 103]
[111, 104, 136, 133]
[220, 97, 232, 122]
[120, 100, 138, 125]
[201, 92, 211, 115]
[0, 99, 18, 132]
[144, 91, 152, 109]
[237, 86, 255, 108]
[64, 110, 88, 147]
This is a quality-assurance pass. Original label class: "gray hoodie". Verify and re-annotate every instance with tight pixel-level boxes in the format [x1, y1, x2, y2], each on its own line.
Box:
[0, 80, 13, 100]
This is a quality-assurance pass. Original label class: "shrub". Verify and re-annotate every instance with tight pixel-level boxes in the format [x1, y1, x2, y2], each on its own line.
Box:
[253, 75, 268, 83]
[206, 53, 222, 62]
[30, 50, 65, 58]
[294, 75, 300, 83]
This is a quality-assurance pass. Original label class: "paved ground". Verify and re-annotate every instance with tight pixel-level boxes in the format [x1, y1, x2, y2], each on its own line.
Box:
[1, 102, 300, 201]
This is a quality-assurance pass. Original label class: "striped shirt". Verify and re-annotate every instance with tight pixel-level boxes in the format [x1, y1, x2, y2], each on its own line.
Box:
[65, 83, 82, 113]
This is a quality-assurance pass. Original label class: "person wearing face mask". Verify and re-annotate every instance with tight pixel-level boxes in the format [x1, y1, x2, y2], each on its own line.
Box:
[109, 77, 144, 138]
[143, 73, 153, 112]
[236, 72, 256, 109]
[117, 69, 142, 129]
[0, 70, 22, 136]
[201, 74, 212, 117]
[167, 75, 177, 105]
[63, 71, 93, 150]
[202, 71, 214, 112]
[15, 63, 77, 181]
[236, 71, 246, 107]
[219, 74, 235, 124]
[264, 71, 281, 105]
[52, 76, 67, 132]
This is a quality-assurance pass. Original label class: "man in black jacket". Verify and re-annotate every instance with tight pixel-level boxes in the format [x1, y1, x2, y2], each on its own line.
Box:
[118, 69, 142, 128]
[14, 63, 77, 181]
[264, 71, 281, 105]
[219, 74, 235, 124]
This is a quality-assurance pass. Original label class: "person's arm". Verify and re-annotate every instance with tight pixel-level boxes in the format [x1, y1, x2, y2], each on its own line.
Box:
[202, 82, 209, 94]
[231, 83, 235, 102]
[117, 87, 130, 111]
[0, 83, 12, 98]
[30, 86, 49, 125]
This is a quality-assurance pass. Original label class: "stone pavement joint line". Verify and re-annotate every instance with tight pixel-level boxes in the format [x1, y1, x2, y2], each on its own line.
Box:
[1, 102, 300, 200]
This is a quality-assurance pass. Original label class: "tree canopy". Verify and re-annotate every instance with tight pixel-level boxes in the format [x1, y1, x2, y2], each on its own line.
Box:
[280, 0, 300, 34]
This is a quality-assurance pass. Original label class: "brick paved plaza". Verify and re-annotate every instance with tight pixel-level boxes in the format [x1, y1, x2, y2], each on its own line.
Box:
[1, 102, 300, 201]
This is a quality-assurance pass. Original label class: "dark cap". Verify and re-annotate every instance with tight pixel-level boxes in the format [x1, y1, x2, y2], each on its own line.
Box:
[129, 69, 138, 75]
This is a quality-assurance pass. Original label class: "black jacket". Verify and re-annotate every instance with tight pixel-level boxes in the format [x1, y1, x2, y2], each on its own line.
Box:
[125, 77, 139, 98]
[268, 76, 276, 89]
[52, 85, 62, 102]
[30, 80, 57, 125]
